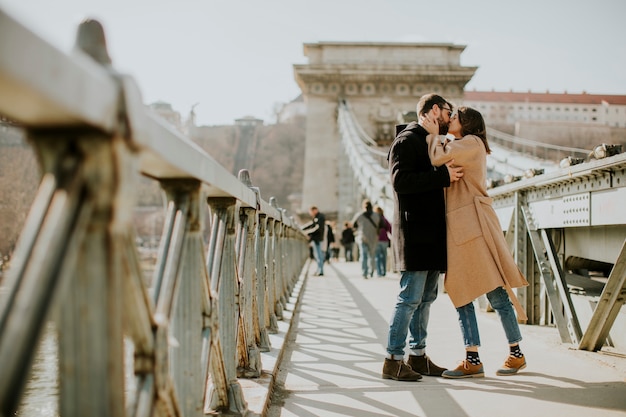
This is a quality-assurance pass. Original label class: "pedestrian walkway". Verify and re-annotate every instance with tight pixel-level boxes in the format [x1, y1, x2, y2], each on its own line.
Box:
[266, 260, 626, 417]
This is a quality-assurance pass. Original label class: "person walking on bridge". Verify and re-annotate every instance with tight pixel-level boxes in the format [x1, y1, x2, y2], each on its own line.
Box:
[382, 93, 464, 381]
[422, 106, 529, 378]
[351, 199, 381, 279]
[340, 221, 355, 262]
[374, 205, 392, 277]
[302, 206, 326, 276]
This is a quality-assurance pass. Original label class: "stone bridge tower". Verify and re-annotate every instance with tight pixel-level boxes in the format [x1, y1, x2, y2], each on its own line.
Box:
[294, 42, 477, 219]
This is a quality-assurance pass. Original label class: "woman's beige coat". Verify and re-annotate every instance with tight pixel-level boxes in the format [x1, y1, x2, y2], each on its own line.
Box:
[427, 134, 529, 320]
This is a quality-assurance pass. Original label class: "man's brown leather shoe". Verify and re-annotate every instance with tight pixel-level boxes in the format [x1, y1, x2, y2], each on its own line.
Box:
[407, 354, 447, 376]
[382, 358, 422, 381]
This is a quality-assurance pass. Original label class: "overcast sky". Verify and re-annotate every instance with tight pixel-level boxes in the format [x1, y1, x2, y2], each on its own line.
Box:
[2, 0, 625, 126]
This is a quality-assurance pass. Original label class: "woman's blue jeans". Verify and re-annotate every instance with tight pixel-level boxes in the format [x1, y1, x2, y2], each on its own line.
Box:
[387, 270, 440, 356]
[375, 241, 388, 276]
[456, 286, 523, 347]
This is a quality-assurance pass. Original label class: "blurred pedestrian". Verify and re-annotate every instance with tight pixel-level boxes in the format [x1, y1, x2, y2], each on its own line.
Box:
[302, 206, 326, 276]
[374, 205, 391, 277]
[351, 199, 381, 279]
[340, 221, 355, 262]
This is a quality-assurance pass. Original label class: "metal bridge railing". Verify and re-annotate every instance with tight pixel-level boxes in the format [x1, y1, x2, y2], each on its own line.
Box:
[0, 10, 309, 417]
[337, 100, 394, 216]
[488, 151, 626, 352]
[487, 127, 591, 162]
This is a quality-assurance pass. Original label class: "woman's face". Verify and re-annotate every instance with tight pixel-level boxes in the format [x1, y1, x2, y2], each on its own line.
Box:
[448, 112, 462, 137]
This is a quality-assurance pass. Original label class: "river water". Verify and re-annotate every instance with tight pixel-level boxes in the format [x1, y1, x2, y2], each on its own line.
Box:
[15, 323, 137, 417]
[15, 323, 59, 417]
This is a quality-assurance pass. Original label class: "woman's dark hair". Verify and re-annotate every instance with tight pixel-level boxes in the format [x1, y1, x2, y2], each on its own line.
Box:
[457, 106, 491, 154]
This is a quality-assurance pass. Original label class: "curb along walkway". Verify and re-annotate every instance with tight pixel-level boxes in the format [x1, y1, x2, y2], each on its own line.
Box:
[265, 260, 626, 417]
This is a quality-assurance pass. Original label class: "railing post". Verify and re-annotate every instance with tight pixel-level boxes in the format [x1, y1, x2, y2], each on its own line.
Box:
[265, 212, 280, 333]
[256, 212, 272, 350]
[512, 191, 532, 323]
[269, 198, 285, 321]
[56, 20, 129, 417]
[236, 170, 264, 377]
[157, 179, 208, 416]
[206, 197, 248, 415]
[56, 134, 127, 417]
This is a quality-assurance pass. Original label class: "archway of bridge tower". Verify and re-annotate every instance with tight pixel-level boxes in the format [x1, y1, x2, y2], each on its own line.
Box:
[294, 41, 477, 224]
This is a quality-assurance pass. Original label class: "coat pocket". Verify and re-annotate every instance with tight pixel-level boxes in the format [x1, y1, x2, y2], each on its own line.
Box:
[447, 204, 483, 245]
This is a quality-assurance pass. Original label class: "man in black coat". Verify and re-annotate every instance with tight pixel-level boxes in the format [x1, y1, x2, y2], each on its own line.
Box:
[382, 93, 464, 381]
[302, 206, 326, 276]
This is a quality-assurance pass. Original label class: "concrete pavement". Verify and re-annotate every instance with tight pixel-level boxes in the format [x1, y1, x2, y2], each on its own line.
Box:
[265, 260, 626, 417]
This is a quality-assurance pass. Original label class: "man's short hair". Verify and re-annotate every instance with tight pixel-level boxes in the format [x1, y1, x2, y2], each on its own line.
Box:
[416, 93, 450, 116]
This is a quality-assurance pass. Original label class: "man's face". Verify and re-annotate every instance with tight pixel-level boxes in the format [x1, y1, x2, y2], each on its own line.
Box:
[437, 104, 453, 135]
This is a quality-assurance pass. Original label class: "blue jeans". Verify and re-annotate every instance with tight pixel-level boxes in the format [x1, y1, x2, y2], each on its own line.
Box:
[360, 242, 375, 277]
[375, 241, 388, 276]
[311, 240, 324, 274]
[387, 270, 440, 356]
[456, 286, 523, 347]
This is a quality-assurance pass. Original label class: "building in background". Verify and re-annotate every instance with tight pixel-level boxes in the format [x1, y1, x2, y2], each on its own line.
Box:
[463, 90, 626, 128]
[277, 94, 306, 124]
[149, 101, 184, 132]
[463, 90, 626, 151]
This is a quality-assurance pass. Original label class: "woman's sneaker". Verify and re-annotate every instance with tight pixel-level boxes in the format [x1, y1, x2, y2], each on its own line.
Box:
[496, 355, 526, 376]
[442, 360, 484, 379]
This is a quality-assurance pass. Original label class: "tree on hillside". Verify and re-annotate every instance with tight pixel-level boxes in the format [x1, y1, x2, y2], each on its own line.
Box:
[252, 117, 305, 209]
[0, 143, 40, 258]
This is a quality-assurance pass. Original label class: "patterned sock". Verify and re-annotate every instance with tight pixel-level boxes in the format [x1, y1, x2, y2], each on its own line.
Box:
[466, 351, 481, 365]
[510, 344, 524, 358]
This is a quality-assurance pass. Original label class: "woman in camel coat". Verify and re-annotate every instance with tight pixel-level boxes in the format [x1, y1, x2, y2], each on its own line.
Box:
[422, 106, 529, 379]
